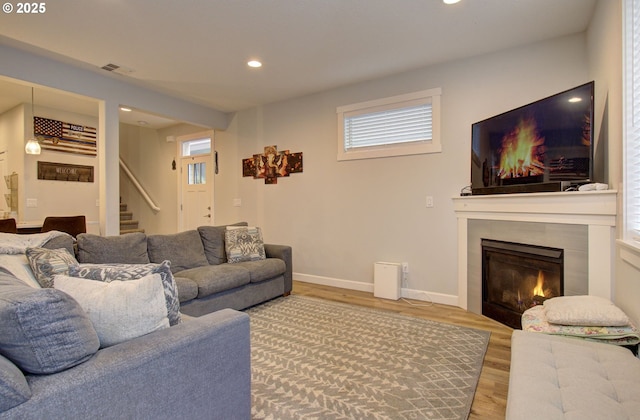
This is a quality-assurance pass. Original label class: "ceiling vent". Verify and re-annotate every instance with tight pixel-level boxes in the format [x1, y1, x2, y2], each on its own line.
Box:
[100, 63, 135, 75]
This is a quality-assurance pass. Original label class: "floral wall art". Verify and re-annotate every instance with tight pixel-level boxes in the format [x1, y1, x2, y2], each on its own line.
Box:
[242, 145, 303, 184]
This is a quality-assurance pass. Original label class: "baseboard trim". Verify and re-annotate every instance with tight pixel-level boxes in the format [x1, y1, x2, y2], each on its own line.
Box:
[294, 273, 459, 307]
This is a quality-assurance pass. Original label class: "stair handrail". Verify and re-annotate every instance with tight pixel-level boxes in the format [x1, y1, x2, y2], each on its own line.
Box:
[119, 156, 161, 212]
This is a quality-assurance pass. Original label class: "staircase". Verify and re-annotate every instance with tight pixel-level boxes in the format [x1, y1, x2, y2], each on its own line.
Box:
[120, 201, 144, 234]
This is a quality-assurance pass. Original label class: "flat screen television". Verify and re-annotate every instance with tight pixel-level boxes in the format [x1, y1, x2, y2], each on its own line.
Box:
[470, 82, 594, 195]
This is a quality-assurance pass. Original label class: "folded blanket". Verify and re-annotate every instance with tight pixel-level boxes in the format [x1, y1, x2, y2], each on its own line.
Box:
[0, 231, 69, 255]
[522, 305, 640, 346]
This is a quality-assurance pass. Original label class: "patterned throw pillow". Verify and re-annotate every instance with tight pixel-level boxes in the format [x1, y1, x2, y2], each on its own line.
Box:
[54, 273, 169, 348]
[68, 260, 181, 326]
[26, 247, 78, 288]
[224, 227, 266, 263]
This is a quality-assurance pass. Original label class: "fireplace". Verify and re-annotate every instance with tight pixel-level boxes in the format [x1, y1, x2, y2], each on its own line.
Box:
[482, 239, 564, 329]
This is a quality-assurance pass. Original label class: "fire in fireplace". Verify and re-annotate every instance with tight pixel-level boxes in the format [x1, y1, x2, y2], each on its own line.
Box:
[482, 239, 563, 329]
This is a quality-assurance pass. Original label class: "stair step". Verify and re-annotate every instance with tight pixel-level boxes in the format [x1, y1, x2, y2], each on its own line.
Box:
[120, 203, 127, 212]
[120, 211, 133, 221]
[120, 220, 139, 229]
[120, 228, 145, 235]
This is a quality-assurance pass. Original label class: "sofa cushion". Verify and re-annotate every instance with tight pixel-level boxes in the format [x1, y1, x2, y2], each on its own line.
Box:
[197, 222, 248, 265]
[76, 232, 150, 264]
[147, 230, 209, 273]
[0, 353, 31, 411]
[174, 276, 198, 303]
[68, 261, 181, 326]
[225, 227, 266, 263]
[54, 273, 170, 348]
[25, 247, 78, 288]
[236, 258, 286, 283]
[0, 272, 100, 374]
[178, 265, 251, 297]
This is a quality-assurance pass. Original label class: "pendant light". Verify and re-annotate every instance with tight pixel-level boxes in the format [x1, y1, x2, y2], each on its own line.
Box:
[25, 87, 41, 155]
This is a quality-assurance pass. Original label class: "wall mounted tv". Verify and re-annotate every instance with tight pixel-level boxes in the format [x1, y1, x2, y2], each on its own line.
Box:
[470, 82, 594, 195]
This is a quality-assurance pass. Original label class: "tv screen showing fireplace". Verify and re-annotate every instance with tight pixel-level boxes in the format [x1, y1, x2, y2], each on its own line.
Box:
[470, 82, 594, 195]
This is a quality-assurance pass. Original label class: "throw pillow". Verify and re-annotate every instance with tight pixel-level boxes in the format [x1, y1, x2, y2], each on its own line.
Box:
[225, 226, 266, 263]
[68, 260, 181, 326]
[54, 273, 170, 348]
[198, 222, 248, 265]
[543, 295, 631, 326]
[26, 247, 79, 288]
[0, 354, 31, 412]
[0, 272, 100, 374]
[146, 230, 209, 273]
[76, 232, 150, 264]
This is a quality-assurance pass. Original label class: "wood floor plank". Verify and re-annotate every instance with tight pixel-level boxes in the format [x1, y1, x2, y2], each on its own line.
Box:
[292, 280, 513, 420]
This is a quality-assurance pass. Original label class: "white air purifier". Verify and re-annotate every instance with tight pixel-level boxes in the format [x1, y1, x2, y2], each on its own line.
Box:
[374, 262, 401, 300]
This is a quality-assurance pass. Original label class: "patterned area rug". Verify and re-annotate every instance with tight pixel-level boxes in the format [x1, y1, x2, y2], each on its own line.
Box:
[247, 295, 490, 420]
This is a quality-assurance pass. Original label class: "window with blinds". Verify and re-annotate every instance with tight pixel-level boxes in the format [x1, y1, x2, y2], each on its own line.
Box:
[337, 88, 441, 161]
[624, 0, 640, 248]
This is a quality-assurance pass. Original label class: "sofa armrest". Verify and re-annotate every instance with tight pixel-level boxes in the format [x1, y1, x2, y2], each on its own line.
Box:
[264, 244, 292, 294]
[1, 309, 251, 420]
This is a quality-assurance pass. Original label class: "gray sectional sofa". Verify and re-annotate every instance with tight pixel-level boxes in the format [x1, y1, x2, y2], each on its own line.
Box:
[0, 223, 292, 418]
[0, 235, 252, 419]
[75, 222, 293, 316]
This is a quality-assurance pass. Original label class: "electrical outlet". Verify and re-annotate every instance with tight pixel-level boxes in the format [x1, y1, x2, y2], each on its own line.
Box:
[426, 196, 434, 208]
[401, 262, 409, 286]
[26, 198, 37, 208]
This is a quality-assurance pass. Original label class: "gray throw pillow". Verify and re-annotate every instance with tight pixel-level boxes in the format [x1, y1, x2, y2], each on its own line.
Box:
[0, 273, 100, 374]
[26, 247, 79, 288]
[68, 260, 181, 326]
[0, 354, 31, 412]
[147, 231, 209, 273]
[198, 222, 248, 265]
[225, 227, 266, 263]
[76, 232, 150, 264]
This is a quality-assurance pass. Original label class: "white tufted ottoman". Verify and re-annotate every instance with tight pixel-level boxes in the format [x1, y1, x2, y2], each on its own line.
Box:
[507, 330, 640, 420]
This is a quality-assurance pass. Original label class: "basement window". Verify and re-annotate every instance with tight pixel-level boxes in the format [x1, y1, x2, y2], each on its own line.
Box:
[337, 88, 441, 161]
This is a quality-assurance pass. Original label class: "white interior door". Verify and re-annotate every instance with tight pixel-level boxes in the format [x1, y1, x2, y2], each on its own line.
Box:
[180, 154, 213, 231]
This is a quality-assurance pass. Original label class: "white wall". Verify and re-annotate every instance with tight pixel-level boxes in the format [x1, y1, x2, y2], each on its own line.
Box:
[221, 34, 590, 300]
[23, 105, 99, 225]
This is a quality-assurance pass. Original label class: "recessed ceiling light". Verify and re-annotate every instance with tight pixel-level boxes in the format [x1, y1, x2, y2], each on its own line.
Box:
[137, 120, 149, 126]
[247, 60, 262, 68]
[119, 106, 132, 112]
[568, 97, 582, 103]
[443, 0, 461, 4]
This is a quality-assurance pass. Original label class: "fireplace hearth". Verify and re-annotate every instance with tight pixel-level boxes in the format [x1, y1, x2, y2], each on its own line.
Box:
[482, 239, 563, 329]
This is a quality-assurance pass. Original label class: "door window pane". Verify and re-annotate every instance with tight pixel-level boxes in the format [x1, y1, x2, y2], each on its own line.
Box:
[188, 162, 206, 184]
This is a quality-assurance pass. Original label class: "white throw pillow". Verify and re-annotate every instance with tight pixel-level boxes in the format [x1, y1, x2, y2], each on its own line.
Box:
[53, 273, 170, 347]
[543, 295, 630, 327]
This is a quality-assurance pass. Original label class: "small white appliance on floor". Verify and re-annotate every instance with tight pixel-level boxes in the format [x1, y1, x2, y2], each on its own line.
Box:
[373, 262, 401, 300]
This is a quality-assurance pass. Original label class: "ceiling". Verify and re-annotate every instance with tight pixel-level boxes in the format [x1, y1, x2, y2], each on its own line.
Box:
[0, 0, 597, 127]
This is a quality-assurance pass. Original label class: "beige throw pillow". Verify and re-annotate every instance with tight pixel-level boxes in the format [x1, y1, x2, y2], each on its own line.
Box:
[53, 273, 170, 347]
[543, 295, 630, 327]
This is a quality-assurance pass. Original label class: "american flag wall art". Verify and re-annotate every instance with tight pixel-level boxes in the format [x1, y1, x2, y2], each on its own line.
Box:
[33, 116, 97, 156]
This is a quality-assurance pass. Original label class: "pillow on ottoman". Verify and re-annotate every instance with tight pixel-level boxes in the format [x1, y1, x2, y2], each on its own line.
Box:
[54, 274, 169, 348]
[68, 261, 181, 326]
[76, 232, 150, 264]
[0, 272, 100, 374]
[543, 295, 630, 326]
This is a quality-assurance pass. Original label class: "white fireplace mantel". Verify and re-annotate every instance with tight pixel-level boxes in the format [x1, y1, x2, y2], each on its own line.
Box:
[453, 190, 617, 310]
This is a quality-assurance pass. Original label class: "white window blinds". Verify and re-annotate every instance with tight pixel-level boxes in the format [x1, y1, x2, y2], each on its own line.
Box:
[337, 88, 442, 161]
[344, 102, 433, 149]
[625, 0, 640, 246]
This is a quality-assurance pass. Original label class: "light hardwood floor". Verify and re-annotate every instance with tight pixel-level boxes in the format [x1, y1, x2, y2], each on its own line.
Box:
[292, 280, 513, 420]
